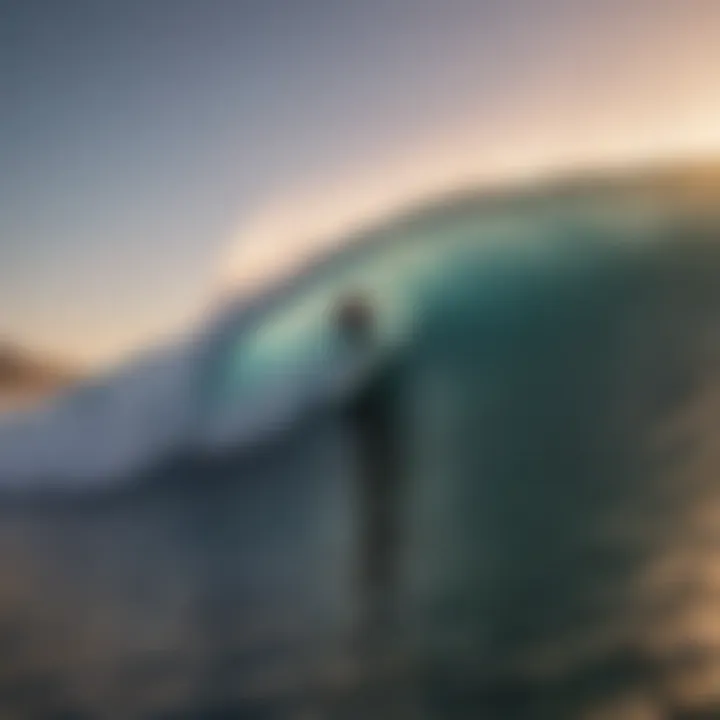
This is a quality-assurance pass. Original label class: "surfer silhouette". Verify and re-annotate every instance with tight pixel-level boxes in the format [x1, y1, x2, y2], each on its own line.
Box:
[334, 293, 408, 658]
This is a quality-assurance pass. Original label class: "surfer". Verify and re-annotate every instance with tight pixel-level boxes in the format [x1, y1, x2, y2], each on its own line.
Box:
[334, 293, 408, 656]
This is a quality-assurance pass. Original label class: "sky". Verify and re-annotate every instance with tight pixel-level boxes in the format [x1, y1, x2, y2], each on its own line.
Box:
[2, 0, 720, 367]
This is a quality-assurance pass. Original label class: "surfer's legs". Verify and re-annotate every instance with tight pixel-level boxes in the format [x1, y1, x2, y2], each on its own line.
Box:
[345, 422, 421, 717]
[350, 410, 410, 679]
[356, 421, 398, 627]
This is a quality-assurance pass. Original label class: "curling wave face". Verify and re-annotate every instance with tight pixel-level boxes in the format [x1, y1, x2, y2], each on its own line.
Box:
[0, 163, 719, 716]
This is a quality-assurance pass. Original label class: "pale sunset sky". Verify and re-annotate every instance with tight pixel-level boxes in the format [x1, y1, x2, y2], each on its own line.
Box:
[2, 0, 720, 367]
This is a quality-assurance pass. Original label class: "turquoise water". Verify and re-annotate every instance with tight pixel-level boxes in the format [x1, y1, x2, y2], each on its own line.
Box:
[2, 167, 720, 716]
